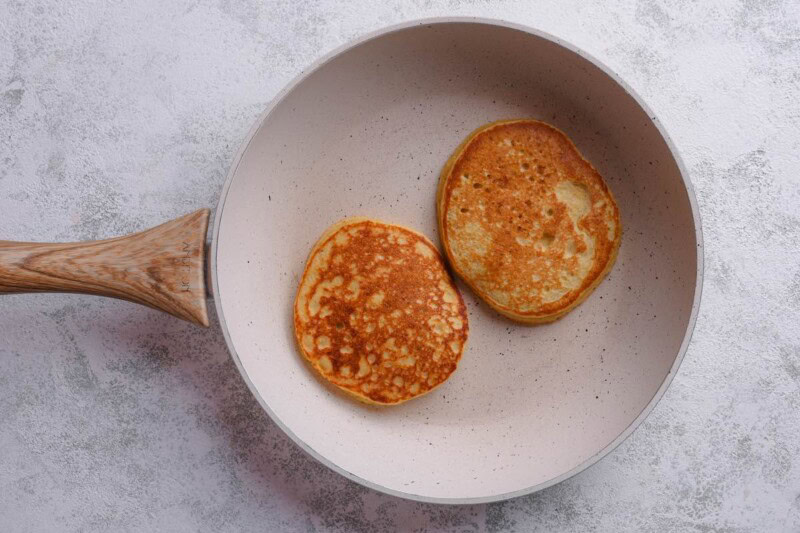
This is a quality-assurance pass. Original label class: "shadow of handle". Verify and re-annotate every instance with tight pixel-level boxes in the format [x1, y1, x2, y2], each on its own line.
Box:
[0, 209, 211, 327]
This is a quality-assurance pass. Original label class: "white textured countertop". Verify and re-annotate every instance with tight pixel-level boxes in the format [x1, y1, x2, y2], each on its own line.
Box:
[1, 1, 799, 531]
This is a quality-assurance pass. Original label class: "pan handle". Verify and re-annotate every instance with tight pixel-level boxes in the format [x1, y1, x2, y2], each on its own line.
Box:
[0, 209, 211, 327]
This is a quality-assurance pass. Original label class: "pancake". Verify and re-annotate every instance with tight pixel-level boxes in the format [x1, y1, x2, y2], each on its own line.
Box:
[437, 119, 621, 323]
[293, 218, 469, 405]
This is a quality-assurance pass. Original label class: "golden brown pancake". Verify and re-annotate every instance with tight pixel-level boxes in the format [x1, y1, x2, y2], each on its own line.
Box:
[437, 119, 621, 323]
[294, 218, 469, 405]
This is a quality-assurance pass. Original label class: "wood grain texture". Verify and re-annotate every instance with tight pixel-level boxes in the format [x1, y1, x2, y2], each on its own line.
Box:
[0, 209, 211, 326]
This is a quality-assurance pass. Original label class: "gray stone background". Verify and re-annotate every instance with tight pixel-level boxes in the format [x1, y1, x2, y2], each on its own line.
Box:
[1, 0, 799, 531]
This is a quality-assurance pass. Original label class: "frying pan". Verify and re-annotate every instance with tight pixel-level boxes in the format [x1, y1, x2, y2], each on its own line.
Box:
[0, 18, 703, 503]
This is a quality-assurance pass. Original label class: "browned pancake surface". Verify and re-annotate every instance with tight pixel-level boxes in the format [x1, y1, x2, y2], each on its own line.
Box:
[438, 120, 620, 322]
[294, 218, 468, 404]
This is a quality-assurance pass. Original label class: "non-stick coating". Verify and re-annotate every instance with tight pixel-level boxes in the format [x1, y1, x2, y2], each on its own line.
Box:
[212, 19, 702, 503]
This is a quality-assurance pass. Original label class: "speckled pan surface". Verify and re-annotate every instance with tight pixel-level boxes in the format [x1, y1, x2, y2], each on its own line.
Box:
[212, 18, 702, 503]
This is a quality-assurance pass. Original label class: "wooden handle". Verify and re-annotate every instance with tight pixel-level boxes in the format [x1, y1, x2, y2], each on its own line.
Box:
[0, 209, 211, 327]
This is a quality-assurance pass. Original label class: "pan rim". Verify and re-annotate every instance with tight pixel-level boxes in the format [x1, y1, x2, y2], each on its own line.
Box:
[210, 16, 704, 505]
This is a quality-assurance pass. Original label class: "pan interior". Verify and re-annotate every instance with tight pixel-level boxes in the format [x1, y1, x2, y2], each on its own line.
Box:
[214, 21, 698, 501]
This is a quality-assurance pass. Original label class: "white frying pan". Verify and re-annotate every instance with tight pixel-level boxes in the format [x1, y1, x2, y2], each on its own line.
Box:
[0, 18, 703, 503]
